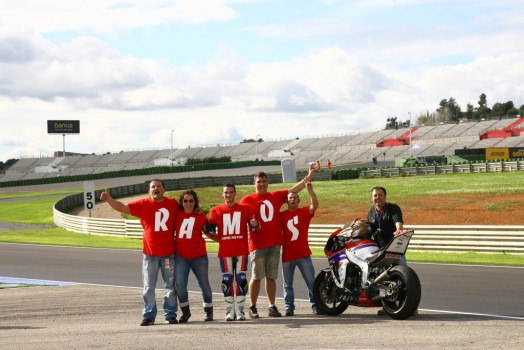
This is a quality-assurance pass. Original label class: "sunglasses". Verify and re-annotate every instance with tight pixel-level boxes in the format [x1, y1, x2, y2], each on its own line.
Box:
[183, 199, 195, 203]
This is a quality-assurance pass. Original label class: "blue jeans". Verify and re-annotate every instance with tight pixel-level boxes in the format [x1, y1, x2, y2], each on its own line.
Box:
[282, 256, 316, 311]
[175, 254, 213, 307]
[142, 254, 177, 320]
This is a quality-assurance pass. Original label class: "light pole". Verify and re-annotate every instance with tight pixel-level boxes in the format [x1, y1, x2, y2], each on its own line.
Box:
[170, 129, 174, 164]
[408, 112, 412, 158]
[255, 134, 260, 161]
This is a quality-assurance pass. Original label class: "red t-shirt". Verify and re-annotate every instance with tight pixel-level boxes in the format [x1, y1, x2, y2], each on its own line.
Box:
[128, 197, 179, 256]
[174, 211, 208, 259]
[209, 203, 252, 257]
[281, 206, 313, 262]
[240, 190, 288, 251]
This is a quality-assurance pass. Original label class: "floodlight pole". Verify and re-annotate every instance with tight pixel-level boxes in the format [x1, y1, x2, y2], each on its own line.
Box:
[62, 134, 66, 157]
[256, 134, 260, 161]
[170, 129, 174, 164]
[408, 112, 412, 158]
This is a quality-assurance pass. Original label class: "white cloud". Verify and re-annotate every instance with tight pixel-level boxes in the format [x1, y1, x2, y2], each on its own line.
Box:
[1, 0, 524, 161]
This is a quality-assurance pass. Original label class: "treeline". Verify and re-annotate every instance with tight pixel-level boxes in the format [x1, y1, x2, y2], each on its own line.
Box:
[0, 159, 17, 172]
[386, 93, 524, 129]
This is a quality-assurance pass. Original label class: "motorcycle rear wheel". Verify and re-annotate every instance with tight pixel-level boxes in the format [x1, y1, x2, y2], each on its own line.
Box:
[380, 265, 421, 320]
[313, 269, 350, 315]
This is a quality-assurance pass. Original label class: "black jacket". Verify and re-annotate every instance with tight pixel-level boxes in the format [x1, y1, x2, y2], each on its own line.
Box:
[367, 202, 403, 248]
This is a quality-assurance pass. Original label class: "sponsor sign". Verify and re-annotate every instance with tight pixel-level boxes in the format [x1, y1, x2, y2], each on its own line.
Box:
[47, 120, 80, 134]
[485, 147, 509, 161]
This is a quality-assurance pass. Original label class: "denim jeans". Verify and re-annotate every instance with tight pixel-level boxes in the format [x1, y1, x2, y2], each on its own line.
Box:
[174, 254, 213, 307]
[282, 256, 316, 311]
[142, 254, 178, 320]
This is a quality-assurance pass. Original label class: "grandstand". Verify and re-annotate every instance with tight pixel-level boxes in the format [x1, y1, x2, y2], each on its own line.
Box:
[2, 118, 524, 182]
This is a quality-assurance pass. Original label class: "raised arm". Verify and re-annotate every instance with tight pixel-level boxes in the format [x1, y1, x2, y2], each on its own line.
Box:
[306, 181, 319, 215]
[99, 187, 131, 214]
[288, 162, 318, 194]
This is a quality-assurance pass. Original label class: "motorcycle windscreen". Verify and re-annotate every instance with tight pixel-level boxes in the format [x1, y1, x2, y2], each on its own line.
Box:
[384, 230, 415, 255]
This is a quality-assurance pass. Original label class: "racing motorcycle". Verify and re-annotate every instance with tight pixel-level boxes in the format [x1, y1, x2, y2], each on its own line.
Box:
[313, 219, 421, 320]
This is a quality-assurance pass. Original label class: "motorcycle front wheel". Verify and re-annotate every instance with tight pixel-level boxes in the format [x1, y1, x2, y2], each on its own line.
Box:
[381, 265, 421, 320]
[313, 269, 350, 315]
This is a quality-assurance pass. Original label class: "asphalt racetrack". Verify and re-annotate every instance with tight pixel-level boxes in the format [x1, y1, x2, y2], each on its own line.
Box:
[1, 167, 523, 349]
[1, 243, 523, 350]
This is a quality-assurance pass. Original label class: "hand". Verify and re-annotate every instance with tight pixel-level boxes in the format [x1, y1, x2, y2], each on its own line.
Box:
[100, 187, 110, 201]
[249, 215, 259, 228]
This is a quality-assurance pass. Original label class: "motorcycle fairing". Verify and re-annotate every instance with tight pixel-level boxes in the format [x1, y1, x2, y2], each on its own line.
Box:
[365, 230, 414, 265]
[328, 251, 349, 287]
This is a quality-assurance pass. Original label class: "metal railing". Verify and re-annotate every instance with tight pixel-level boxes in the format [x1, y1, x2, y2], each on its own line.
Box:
[53, 209, 524, 254]
[359, 160, 524, 178]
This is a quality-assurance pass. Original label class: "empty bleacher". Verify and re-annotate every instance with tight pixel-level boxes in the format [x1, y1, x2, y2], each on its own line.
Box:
[3, 118, 524, 183]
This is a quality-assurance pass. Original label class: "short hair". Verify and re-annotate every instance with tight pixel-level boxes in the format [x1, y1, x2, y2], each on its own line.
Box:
[178, 189, 200, 210]
[254, 171, 268, 180]
[371, 186, 387, 196]
[287, 191, 299, 201]
[149, 179, 165, 188]
[223, 182, 236, 192]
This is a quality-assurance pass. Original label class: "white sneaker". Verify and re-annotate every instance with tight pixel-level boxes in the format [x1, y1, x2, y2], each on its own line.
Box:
[225, 312, 235, 321]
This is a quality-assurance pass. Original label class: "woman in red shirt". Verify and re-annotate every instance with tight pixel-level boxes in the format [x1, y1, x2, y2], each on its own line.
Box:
[174, 189, 214, 322]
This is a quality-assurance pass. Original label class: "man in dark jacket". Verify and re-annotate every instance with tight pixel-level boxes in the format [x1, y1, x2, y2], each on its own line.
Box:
[366, 186, 403, 249]
[367, 186, 418, 316]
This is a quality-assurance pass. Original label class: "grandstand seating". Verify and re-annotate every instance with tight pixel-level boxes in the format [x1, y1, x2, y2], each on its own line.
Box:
[2, 118, 524, 182]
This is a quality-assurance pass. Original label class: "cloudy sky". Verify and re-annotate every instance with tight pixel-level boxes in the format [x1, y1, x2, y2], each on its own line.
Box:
[1, 0, 523, 162]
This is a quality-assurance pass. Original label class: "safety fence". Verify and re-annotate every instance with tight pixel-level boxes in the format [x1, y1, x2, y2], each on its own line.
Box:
[53, 208, 524, 254]
[358, 160, 524, 178]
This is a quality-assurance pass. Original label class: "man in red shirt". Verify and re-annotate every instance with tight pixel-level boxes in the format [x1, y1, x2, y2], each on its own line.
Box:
[240, 163, 317, 318]
[207, 183, 258, 321]
[100, 179, 179, 326]
[280, 181, 319, 316]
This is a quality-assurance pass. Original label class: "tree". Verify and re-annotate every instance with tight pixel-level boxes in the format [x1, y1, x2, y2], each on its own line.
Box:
[464, 103, 475, 120]
[437, 97, 462, 123]
[386, 117, 398, 129]
[473, 105, 491, 121]
[415, 111, 436, 126]
[492, 101, 515, 118]
[478, 93, 487, 108]
[0, 158, 18, 172]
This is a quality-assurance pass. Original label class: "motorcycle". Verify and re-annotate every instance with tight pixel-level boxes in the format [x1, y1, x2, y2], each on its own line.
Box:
[313, 219, 421, 320]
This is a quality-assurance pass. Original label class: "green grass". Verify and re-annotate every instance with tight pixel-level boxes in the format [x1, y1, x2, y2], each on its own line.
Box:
[2, 172, 524, 266]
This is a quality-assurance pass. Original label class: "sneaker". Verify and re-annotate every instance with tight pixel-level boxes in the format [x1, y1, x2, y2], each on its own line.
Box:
[377, 308, 385, 316]
[267, 305, 282, 317]
[165, 317, 178, 324]
[140, 318, 155, 326]
[248, 306, 259, 319]
[285, 309, 294, 316]
[225, 312, 235, 321]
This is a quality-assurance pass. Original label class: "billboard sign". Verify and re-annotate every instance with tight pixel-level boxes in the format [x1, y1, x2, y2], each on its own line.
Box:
[47, 120, 80, 134]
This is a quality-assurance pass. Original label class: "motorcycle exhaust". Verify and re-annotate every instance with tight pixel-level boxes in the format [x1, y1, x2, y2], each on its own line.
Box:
[372, 267, 392, 284]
